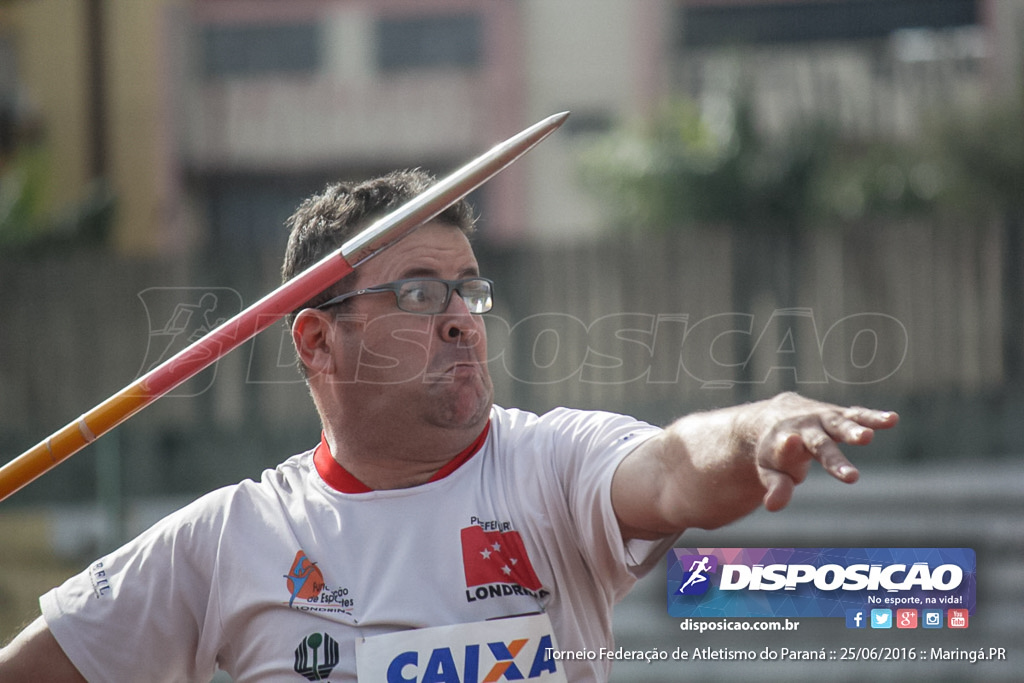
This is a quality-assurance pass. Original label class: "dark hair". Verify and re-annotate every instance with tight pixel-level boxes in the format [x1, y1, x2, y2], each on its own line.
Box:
[281, 169, 477, 322]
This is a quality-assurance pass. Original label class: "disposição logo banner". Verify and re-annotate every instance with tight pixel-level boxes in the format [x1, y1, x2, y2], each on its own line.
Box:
[667, 548, 976, 618]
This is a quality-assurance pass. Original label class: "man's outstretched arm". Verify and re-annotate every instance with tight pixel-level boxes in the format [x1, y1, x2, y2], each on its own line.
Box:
[0, 615, 87, 682]
[612, 392, 899, 540]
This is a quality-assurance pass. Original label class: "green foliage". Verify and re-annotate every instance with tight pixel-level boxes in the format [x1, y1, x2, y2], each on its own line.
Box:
[578, 95, 834, 232]
[578, 90, 1024, 232]
[0, 144, 48, 245]
[1, 100, 114, 255]
[1, 152, 115, 255]
[808, 140, 950, 224]
[811, 94, 1024, 224]
[931, 95, 1024, 215]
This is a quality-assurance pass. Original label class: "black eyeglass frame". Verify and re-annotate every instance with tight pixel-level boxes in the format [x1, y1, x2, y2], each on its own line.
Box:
[314, 277, 495, 315]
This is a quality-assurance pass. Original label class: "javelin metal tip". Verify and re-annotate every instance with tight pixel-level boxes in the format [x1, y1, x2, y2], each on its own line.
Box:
[536, 111, 570, 131]
[341, 112, 570, 266]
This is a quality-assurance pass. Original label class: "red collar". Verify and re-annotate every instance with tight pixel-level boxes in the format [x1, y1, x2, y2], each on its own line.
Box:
[313, 422, 491, 493]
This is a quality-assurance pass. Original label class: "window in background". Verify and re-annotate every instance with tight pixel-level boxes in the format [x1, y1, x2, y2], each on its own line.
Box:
[376, 13, 482, 71]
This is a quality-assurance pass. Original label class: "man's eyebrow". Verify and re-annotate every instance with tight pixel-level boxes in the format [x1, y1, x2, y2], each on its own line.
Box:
[400, 266, 480, 279]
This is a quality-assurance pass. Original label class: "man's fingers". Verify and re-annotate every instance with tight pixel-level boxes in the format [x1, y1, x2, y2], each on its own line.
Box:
[755, 396, 896, 513]
[843, 406, 900, 430]
[794, 424, 860, 482]
[816, 439, 860, 483]
[817, 407, 898, 449]
[761, 468, 796, 512]
[818, 412, 872, 445]
[759, 432, 809, 512]
[766, 426, 858, 490]
[777, 431, 812, 484]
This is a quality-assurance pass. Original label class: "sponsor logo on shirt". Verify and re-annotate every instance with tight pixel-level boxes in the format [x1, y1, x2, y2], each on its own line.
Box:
[294, 632, 339, 681]
[90, 561, 112, 598]
[356, 614, 564, 682]
[384, 637, 558, 682]
[461, 522, 549, 604]
[284, 549, 355, 616]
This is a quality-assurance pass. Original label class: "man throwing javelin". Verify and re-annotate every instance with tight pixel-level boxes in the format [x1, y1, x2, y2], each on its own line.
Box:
[0, 170, 897, 681]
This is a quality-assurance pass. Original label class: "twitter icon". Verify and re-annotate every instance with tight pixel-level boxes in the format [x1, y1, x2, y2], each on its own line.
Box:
[870, 609, 893, 629]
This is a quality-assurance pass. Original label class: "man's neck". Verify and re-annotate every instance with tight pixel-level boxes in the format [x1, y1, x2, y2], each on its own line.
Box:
[321, 417, 489, 491]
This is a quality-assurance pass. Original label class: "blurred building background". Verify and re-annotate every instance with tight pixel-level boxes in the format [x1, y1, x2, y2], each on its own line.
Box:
[1, 1, 1022, 680]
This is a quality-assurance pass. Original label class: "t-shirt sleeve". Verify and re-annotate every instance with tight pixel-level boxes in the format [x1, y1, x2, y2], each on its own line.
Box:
[40, 493, 228, 683]
[528, 407, 679, 603]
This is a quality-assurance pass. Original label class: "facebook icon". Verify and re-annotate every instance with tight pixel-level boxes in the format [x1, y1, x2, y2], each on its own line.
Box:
[846, 609, 867, 629]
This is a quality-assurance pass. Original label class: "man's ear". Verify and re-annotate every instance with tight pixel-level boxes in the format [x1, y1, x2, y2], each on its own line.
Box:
[291, 309, 340, 378]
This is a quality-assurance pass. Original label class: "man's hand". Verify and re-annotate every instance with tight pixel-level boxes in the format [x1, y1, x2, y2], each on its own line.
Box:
[612, 392, 899, 540]
[745, 392, 899, 512]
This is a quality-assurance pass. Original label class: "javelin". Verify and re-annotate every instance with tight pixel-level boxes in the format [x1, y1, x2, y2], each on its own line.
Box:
[0, 111, 570, 502]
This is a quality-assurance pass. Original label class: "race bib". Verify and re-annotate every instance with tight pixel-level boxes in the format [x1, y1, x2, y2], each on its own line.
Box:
[356, 613, 567, 682]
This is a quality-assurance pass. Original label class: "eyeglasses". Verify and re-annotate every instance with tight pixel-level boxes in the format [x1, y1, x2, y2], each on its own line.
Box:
[315, 277, 494, 315]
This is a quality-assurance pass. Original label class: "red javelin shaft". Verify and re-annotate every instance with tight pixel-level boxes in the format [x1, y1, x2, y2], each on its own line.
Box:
[0, 112, 570, 502]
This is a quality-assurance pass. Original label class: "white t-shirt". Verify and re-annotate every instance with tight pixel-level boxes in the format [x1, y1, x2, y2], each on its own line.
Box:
[42, 406, 675, 682]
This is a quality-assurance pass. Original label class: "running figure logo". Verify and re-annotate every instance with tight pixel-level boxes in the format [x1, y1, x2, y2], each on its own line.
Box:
[136, 287, 242, 396]
[677, 554, 718, 595]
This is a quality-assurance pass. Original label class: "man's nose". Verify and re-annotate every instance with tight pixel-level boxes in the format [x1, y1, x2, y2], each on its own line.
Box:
[439, 292, 476, 340]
